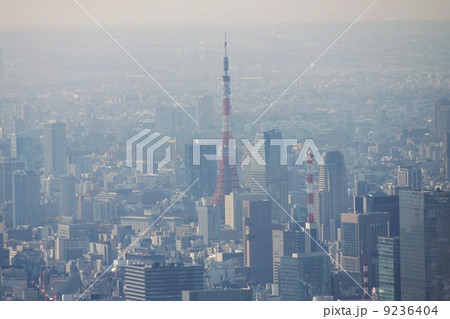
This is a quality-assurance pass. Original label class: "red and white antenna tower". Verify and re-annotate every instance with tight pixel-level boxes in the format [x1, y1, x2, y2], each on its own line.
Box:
[306, 151, 315, 222]
[211, 34, 240, 206]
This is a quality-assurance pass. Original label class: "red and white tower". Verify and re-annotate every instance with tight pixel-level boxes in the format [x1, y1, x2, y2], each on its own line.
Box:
[211, 35, 240, 206]
[305, 151, 317, 253]
[306, 151, 315, 221]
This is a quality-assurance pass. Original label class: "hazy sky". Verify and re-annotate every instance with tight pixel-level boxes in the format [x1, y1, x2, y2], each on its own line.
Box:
[1, 0, 450, 27]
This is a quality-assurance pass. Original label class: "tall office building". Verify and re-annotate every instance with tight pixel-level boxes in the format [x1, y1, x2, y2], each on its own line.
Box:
[184, 142, 217, 199]
[400, 190, 450, 300]
[0, 158, 25, 204]
[250, 130, 289, 224]
[304, 215, 318, 254]
[340, 212, 390, 291]
[378, 236, 401, 301]
[397, 165, 422, 191]
[58, 176, 76, 217]
[196, 95, 215, 128]
[12, 170, 40, 227]
[279, 252, 331, 301]
[435, 98, 450, 138]
[354, 194, 400, 236]
[318, 151, 348, 240]
[44, 122, 67, 176]
[224, 191, 264, 232]
[10, 133, 35, 169]
[124, 263, 204, 301]
[445, 132, 450, 181]
[197, 199, 221, 243]
[272, 224, 305, 284]
[0, 232, 10, 268]
[243, 200, 274, 284]
[314, 189, 331, 242]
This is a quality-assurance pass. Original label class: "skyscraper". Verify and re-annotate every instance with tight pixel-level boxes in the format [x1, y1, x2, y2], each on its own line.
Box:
[184, 142, 217, 200]
[340, 212, 390, 292]
[279, 252, 331, 301]
[0, 232, 9, 268]
[397, 165, 422, 191]
[224, 191, 265, 232]
[211, 37, 240, 207]
[400, 190, 450, 300]
[318, 151, 348, 241]
[196, 95, 214, 128]
[314, 189, 331, 242]
[197, 199, 221, 243]
[354, 194, 400, 237]
[445, 132, 450, 181]
[58, 175, 76, 217]
[124, 263, 204, 301]
[243, 200, 274, 284]
[12, 170, 40, 227]
[250, 130, 289, 224]
[44, 122, 67, 176]
[10, 133, 35, 170]
[378, 236, 401, 301]
[434, 98, 450, 138]
[272, 224, 305, 285]
[0, 158, 25, 204]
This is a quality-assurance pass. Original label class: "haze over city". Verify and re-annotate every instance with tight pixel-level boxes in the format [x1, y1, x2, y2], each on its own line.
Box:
[0, 0, 450, 313]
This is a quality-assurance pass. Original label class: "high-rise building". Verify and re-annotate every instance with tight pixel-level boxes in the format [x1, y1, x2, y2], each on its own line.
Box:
[0, 158, 25, 204]
[445, 132, 450, 181]
[314, 189, 331, 242]
[340, 212, 390, 292]
[354, 194, 400, 237]
[10, 133, 35, 170]
[279, 252, 331, 301]
[400, 190, 450, 300]
[378, 236, 401, 301]
[224, 191, 264, 232]
[243, 200, 274, 284]
[250, 130, 289, 224]
[196, 95, 215, 128]
[124, 263, 204, 301]
[211, 38, 240, 207]
[197, 199, 221, 243]
[12, 170, 40, 227]
[184, 142, 217, 199]
[435, 98, 450, 138]
[397, 165, 422, 191]
[318, 151, 348, 240]
[304, 215, 318, 254]
[0, 232, 9, 268]
[58, 176, 76, 217]
[44, 122, 67, 176]
[155, 105, 196, 136]
[272, 224, 305, 284]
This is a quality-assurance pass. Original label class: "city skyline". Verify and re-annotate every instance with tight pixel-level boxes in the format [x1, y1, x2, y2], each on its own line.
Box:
[1, 1, 450, 310]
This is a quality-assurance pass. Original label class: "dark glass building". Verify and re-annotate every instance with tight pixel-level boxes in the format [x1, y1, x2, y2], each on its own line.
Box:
[279, 252, 330, 301]
[378, 236, 401, 300]
[400, 190, 450, 300]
